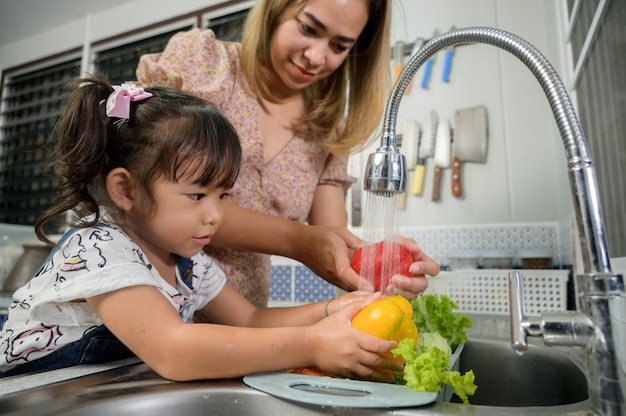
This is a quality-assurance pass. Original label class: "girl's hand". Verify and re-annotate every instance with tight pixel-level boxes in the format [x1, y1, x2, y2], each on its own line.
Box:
[323, 290, 383, 316]
[306, 299, 403, 382]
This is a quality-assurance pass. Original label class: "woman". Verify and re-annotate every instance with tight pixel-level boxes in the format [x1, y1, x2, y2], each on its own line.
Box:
[137, 0, 439, 307]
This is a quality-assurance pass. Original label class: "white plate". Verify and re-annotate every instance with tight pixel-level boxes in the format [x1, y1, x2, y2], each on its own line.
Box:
[243, 372, 438, 408]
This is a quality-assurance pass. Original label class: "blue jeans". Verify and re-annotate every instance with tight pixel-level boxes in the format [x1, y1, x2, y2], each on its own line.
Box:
[0, 325, 135, 378]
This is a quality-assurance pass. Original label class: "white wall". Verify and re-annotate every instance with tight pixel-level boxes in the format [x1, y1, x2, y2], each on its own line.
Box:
[351, 0, 574, 228]
[0, 0, 574, 230]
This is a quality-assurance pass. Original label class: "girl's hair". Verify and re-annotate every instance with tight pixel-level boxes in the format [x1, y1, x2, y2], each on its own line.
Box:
[35, 74, 242, 243]
[241, 0, 391, 156]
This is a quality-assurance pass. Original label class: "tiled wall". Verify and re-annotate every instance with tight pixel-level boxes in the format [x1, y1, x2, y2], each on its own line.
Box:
[269, 259, 336, 306]
[269, 221, 574, 306]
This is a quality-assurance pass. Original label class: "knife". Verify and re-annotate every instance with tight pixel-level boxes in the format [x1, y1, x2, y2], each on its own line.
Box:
[421, 30, 439, 89]
[451, 105, 488, 197]
[403, 119, 424, 195]
[410, 113, 435, 195]
[404, 38, 425, 95]
[431, 117, 451, 201]
[441, 26, 456, 82]
[392, 40, 405, 87]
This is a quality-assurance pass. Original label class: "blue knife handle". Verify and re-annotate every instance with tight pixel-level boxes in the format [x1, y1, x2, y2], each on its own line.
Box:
[421, 59, 434, 89]
[442, 50, 453, 82]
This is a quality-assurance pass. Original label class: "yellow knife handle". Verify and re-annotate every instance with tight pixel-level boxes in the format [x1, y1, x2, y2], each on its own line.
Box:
[452, 156, 462, 197]
[411, 163, 426, 195]
[432, 165, 442, 201]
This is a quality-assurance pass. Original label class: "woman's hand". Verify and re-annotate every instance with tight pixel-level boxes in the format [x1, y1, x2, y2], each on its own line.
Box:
[294, 225, 372, 291]
[306, 297, 403, 382]
[297, 227, 440, 299]
[383, 235, 440, 299]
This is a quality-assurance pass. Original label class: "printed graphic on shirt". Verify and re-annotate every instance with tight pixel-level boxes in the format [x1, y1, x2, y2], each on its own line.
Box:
[5, 323, 62, 363]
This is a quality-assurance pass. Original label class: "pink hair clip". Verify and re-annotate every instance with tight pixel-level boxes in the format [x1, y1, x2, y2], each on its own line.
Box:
[105, 83, 153, 123]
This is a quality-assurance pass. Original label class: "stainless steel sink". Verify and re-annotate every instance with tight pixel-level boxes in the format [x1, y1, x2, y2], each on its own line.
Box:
[450, 338, 588, 407]
[0, 338, 591, 416]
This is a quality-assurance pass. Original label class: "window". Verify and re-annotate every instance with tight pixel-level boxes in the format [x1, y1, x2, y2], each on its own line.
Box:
[0, 58, 80, 230]
[564, 0, 626, 257]
[0, 7, 249, 231]
[206, 9, 249, 42]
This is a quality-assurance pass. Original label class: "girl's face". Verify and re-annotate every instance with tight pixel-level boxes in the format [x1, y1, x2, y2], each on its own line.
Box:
[128, 173, 228, 262]
[267, 0, 369, 97]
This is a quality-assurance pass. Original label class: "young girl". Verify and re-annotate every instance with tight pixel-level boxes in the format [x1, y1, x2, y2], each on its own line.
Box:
[0, 75, 401, 381]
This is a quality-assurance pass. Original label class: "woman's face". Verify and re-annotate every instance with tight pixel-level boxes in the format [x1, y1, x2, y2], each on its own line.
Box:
[267, 0, 369, 97]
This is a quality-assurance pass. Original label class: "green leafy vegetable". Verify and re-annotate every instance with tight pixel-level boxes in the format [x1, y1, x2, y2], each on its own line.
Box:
[392, 338, 477, 405]
[390, 294, 477, 404]
[418, 331, 451, 355]
[411, 294, 472, 350]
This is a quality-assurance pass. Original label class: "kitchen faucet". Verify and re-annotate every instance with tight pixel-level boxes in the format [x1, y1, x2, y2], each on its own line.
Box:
[364, 27, 625, 416]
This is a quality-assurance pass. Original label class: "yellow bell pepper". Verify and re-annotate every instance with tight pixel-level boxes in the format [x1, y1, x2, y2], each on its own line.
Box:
[289, 296, 418, 377]
[351, 295, 418, 352]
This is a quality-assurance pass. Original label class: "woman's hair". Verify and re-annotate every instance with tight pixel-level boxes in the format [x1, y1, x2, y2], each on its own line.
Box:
[35, 74, 242, 243]
[241, 0, 391, 155]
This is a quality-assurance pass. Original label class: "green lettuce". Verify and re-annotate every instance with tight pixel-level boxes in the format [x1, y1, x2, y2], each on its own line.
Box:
[390, 294, 477, 404]
[392, 338, 477, 405]
[411, 294, 472, 350]
[418, 331, 451, 355]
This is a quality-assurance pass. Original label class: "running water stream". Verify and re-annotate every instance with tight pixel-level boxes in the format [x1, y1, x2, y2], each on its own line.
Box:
[357, 192, 433, 342]
[357, 192, 404, 292]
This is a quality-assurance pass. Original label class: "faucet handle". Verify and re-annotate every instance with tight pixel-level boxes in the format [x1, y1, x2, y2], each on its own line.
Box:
[508, 271, 529, 352]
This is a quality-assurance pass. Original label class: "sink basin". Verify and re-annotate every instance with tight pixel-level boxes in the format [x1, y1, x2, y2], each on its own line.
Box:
[450, 338, 588, 406]
[0, 338, 590, 416]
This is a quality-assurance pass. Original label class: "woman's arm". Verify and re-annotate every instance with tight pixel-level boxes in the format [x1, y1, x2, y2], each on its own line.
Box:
[212, 199, 368, 290]
[212, 200, 306, 256]
[307, 184, 347, 227]
[87, 286, 399, 382]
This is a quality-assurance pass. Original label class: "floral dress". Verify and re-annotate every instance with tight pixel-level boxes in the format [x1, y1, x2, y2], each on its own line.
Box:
[136, 29, 354, 307]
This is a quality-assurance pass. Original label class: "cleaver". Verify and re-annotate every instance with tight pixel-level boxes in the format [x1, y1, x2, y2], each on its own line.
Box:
[451, 105, 488, 198]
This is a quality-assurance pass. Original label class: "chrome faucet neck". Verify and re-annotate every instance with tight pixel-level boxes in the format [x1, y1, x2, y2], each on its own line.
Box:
[366, 26, 626, 415]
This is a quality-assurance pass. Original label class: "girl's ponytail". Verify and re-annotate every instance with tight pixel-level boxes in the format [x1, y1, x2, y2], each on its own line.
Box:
[35, 76, 113, 242]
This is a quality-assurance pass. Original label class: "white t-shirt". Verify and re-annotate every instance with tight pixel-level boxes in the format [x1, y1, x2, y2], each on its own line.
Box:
[0, 219, 226, 372]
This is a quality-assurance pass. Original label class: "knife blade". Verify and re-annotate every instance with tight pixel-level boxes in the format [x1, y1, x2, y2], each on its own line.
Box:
[431, 117, 451, 201]
[451, 105, 488, 197]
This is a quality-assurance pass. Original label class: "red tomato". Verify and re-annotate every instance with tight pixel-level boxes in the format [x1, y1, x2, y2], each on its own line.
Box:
[351, 241, 413, 291]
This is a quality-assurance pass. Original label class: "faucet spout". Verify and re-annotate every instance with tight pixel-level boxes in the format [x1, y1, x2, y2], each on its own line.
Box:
[366, 27, 626, 415]
[363, 134, 406, 195]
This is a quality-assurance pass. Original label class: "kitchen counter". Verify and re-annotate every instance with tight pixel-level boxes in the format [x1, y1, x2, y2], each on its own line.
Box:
[0, 357, 141, 396]
[0, 341, 590, 416]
